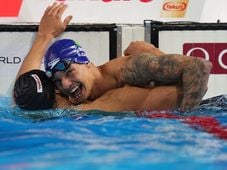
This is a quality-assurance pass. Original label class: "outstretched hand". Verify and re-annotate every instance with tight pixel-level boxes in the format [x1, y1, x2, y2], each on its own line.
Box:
[16, 2, 72, 78]
[38, 2, 73, 38]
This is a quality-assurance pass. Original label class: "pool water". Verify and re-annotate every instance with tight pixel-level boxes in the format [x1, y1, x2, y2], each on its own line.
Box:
[0, 95, 227, 170]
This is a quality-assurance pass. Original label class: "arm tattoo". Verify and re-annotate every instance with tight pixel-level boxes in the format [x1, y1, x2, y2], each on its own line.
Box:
[121, 53, 212, 111]
[180, 57, 212, 111]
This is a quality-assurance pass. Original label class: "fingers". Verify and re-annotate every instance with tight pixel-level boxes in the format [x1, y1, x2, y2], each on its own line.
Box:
[41, 2, 72, 29]
[52, 3, 66, 17]
[43, 2, 59, 14]
[46, 2, 67, 17]
[46, 2, 58, 15]
[123, 49, 130, 56]
[57, 3, 68, 17]
[44, 5, 52, 16]
[63, 16, 73, 27]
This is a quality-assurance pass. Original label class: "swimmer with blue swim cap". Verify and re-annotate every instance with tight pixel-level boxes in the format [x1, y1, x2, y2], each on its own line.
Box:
[45, 39, 90, 78]
[44, 39, 92, 105]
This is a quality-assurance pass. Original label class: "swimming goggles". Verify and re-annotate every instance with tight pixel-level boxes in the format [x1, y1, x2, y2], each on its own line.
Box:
[46, 56, 89, 78]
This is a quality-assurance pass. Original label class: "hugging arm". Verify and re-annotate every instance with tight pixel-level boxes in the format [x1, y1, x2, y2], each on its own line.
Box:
[16, 2, 72, 78]
[56, 86, 181, 112]
[121, 53, 212, 111]
[124, 41, 166, 57]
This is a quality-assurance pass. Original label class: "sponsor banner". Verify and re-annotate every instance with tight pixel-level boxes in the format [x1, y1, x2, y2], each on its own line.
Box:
[183, 43, 227, 74]
[161, 0, 189, 18]
[0, 0, 205, 24]
[2, 0, 227, 23]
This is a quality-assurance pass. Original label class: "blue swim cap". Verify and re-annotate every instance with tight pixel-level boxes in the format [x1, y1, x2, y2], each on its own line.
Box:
[44, 39, 90, 78]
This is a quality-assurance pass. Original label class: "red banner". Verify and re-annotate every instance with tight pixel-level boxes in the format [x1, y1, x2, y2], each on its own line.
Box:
[0, 0, 23, 17]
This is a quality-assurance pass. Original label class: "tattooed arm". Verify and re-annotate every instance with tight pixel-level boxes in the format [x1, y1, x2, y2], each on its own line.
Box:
[121, 53, 212, 111]
[124, 41, 166, 57]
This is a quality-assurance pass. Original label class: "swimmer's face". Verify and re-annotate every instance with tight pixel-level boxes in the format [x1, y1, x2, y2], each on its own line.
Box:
[52, 63, 92, 105]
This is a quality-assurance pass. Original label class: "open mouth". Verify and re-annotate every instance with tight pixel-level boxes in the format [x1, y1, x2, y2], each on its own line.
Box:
[68, 84, 84, 104]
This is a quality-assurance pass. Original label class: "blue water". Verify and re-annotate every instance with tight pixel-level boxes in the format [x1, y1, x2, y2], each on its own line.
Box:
[0, 96, 227, 170]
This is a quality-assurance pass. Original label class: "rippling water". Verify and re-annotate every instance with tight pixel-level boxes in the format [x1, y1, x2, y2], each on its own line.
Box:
[0, 95, 227, 170]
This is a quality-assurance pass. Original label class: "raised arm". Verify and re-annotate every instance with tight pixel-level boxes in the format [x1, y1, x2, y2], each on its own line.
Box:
[16, 2, 72, 78]
[120, 53, 212, 111]
[124, 41, 166, 57]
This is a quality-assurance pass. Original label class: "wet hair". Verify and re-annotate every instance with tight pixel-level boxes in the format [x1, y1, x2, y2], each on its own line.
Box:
[13, 70, 55, 110]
